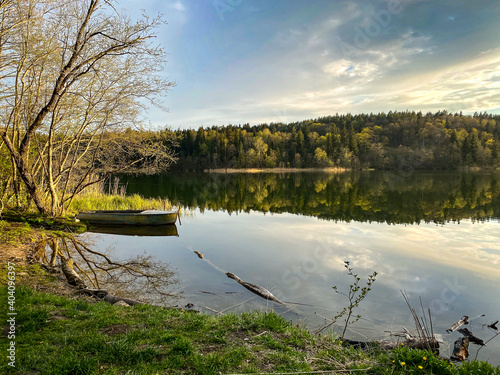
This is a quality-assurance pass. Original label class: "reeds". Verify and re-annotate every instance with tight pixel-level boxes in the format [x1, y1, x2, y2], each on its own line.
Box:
[401, 290, 439, 352]
[69, 193, 172, 214]
[68, 176, 172, 214]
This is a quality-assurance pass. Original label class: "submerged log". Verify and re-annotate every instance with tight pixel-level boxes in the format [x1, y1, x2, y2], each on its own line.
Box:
[225, 272, 284, 305]
[451, 337, 469, 361]
[446, 315, 469, 333]
[458, 328, 485, 346]
[61, 258, 87, 289]
[194, 251, 204, 259]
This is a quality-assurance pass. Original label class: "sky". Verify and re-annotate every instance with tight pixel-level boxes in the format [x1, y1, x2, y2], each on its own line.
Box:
[120, 0, 500, 129]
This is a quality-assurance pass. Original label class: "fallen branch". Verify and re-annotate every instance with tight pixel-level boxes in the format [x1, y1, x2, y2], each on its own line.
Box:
[446, 316, 469, 333]
[61, 258, 87, 289]
[458, 328, 485, 346]
[102, 294, 143, 306]
[205, 306, 225, 315]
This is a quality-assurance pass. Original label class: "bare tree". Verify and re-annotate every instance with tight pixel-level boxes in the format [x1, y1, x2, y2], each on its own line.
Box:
[0, 0, 176, 215]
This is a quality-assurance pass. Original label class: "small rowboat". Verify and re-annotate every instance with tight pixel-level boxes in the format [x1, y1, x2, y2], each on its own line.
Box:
[77, 209, 178, 226]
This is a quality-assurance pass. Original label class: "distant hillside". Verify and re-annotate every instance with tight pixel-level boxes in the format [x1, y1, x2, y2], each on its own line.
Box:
[171, 111, 500, 170]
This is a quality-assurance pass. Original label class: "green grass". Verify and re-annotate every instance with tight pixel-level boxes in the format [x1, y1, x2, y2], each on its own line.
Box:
[0, 220, 34, 245]
[68, 193, 172, 215]
[0, 214, 87, 234]
[1, 285, 499, 374]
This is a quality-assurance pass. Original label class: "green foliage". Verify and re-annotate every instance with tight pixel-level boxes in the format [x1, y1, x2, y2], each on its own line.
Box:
[68, 193, 172, 215]
[383, 345, 500, 374]
[389, 346, 454, 374]
[0, 213, 86, 234]
[331, 261, 377, 339]
[458, 361, 500, 375]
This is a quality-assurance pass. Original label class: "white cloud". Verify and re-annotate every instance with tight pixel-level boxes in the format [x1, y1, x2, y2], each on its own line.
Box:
[246, 47, 500, 121]
[170, 1, 186, 12]
[396, 49, 500, 111]
[323, 59, 380, 80]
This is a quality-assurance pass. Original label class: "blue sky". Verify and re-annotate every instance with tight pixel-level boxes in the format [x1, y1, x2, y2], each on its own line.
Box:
[121, 0, 500, 129]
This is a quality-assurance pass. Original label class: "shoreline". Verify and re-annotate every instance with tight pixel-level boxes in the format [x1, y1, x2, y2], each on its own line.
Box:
[204, 167, 349, 173]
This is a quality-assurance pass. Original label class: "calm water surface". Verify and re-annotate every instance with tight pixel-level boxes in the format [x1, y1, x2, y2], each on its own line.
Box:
[81, 171, 500, 364]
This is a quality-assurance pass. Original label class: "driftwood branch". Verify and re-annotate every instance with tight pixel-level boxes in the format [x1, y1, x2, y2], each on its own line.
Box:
[446, 316, 469, 333]
[61, 258, 87, 288]
[458, 328, 485, 346]
[60, 253, 143, 306]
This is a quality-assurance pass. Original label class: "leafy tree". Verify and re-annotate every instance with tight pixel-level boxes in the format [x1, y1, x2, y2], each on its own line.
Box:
[314, 147, 332, 167]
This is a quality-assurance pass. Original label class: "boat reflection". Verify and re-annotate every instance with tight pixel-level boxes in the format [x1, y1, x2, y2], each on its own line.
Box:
[87, 223, 179, 237]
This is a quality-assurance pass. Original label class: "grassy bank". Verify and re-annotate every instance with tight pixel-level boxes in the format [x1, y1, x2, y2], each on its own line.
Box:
[1, 283, 499, 375]
[1, 191, 173, 221]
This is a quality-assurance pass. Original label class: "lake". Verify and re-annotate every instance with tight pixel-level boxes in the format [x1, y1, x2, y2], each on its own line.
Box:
[80, 170, 500, 364]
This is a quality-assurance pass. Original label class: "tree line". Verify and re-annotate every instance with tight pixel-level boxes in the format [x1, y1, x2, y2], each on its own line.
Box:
[172, 111, 500, 171]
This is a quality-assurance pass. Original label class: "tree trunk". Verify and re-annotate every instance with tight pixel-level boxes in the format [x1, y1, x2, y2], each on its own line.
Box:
[1, 132, 48, 214]
[61, 258, 87, 289]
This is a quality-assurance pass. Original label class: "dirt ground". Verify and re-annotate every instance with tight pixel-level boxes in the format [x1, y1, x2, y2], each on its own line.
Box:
[0, 242, 30, 265]
[0, 222, 40, 265]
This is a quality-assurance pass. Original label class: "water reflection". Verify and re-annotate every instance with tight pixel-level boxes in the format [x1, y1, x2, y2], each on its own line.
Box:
[87, 224, 179, 237]
[121, 171, 500, 224]
[98, 171, 500, 364]
[33, 235, 180, 305]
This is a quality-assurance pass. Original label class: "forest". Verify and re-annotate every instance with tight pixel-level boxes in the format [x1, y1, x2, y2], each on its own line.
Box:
[171, 111, 500, 171]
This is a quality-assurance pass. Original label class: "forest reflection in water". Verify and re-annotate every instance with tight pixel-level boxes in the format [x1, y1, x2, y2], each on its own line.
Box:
[121, 170, 500, 224]
[32, 235, 180, 305]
